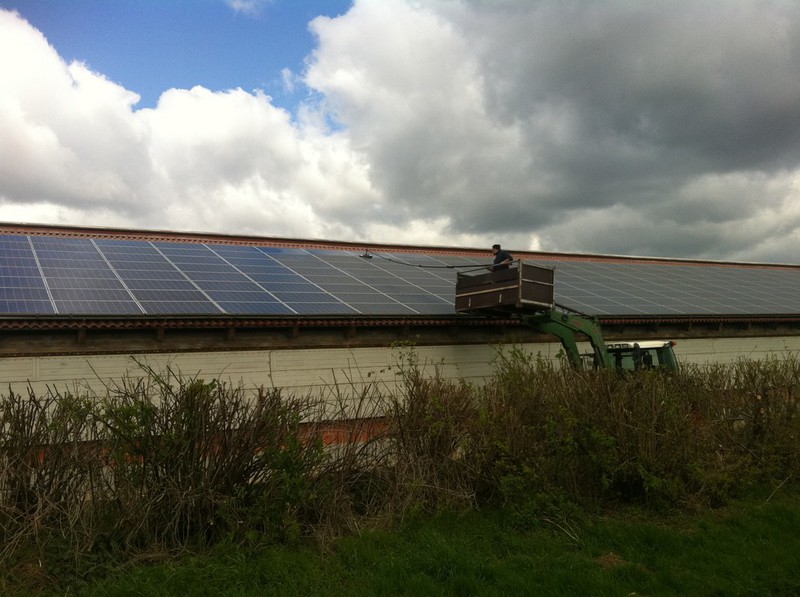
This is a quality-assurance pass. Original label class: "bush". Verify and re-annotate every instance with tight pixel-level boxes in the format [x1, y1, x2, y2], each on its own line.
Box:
[0, 369, 328, 593]
[2, 350, 800, 594]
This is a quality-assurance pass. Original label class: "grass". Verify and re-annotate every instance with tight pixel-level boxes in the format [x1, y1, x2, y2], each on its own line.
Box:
[80, 488, 800, 597]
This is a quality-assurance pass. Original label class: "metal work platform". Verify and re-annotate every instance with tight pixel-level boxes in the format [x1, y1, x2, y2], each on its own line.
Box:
[455, 260, 555, 314]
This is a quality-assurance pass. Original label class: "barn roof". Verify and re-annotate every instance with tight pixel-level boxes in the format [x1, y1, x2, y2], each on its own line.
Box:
[2, 222, 800, 324]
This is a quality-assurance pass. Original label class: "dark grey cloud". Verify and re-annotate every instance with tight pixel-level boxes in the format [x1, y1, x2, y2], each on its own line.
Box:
[307, 1, 800, 261]
[469, 1, 800, 238]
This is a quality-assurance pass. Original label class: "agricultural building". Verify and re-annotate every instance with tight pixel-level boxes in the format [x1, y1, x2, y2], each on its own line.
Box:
[3, 222, 800, 399]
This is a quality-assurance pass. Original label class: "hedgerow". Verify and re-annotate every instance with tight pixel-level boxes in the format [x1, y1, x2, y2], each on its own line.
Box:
[1, 351, 798, 594]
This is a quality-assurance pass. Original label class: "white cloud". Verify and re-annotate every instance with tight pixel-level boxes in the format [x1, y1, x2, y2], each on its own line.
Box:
[225, 0, 270, 17]
[0, 13, 146, 212]
[280, 68, 296, 94]
[305, 0, 535, 232]
[0, 9, 380, 240]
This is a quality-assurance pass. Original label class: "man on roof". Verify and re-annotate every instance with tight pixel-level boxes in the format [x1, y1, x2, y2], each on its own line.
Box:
[490, 244, 513, 271]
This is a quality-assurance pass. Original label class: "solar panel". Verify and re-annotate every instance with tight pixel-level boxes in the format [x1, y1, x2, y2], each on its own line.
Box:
[310, 250, 459, 313]
[95, 239, 221, 314]
[5, 231, 800, 317]
[0, 235, 55, 314]
[31, 237, 141, 315]
[151, 242, 292, 315]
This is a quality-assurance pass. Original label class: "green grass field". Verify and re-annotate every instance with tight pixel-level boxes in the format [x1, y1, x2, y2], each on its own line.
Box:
[82, 489, 800, 596]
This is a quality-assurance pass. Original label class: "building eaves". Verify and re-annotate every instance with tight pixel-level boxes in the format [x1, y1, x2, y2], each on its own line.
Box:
[2, 313, 800, 333]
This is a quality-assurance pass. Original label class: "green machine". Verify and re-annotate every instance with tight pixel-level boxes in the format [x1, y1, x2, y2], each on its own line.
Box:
[455, 261, 678, 371]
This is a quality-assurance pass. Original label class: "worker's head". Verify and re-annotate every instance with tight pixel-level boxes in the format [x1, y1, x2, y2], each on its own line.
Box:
[492, 244, 501, 254]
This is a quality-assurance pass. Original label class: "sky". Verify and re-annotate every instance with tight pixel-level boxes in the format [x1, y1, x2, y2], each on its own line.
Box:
[2, 1, 800, 263]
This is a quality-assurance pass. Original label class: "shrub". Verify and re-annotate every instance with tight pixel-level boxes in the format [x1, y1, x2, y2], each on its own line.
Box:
[385, 349, 479, 514]
[2, 349, 800, 594]
[0, 368, 328, 592]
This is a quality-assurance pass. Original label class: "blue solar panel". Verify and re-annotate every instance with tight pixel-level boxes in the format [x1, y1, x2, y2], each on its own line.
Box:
[150, 242, 292, 314]
[211, 246, 328, 315]
[93, 239, 221, 315]
[308, 250, 459, 313]
[30, 237, 141, 314]
[0, 236, 54, 314]
[5, 231, 800, 317]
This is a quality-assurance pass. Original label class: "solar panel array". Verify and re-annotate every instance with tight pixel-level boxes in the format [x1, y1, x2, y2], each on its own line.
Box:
[2, 232, 800, 317]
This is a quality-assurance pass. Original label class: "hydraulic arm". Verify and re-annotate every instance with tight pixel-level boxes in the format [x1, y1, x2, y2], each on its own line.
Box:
[520, 307, 613, 370]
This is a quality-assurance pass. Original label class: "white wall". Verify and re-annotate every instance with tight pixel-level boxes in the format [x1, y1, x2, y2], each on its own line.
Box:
[669, 336, 800, 364]
[3, 336, 800, 402]
[2, 341, 563, 401]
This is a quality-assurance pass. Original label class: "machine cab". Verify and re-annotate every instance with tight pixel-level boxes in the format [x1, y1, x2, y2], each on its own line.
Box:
[605, 341, 678, 371]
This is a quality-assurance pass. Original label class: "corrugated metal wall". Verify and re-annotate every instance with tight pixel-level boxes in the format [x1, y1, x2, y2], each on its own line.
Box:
[4, 336, 800, 402]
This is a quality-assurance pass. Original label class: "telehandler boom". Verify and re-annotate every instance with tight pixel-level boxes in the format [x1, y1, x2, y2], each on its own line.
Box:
[454, 260, 677, 371]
